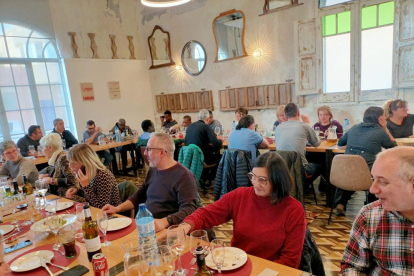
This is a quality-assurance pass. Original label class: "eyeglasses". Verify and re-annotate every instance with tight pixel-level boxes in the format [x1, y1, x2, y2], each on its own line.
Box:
[145, 147, 167, 153]
[247, 172, 269, 187]
[3, 148, 18, 157]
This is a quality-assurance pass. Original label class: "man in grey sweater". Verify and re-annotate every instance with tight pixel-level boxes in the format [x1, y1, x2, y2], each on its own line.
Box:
[16, 125, 43, 157]
[0, 141, 39, 185]
[275, 103, 322, 188]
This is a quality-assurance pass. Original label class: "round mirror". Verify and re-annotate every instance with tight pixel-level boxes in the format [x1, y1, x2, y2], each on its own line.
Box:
[181, 41, 207, 76]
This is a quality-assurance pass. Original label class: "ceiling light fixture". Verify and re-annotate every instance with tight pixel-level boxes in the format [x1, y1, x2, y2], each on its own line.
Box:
[253, 49, 262, 59]
[141, 0, 191, 8]
[176, 65, 183, 71]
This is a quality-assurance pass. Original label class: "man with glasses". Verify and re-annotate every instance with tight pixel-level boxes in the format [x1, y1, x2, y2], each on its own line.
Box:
[52, 118, 78, 149]
[102, 133, 198, 232]
[0, 140, 39, 186]
[83, 120, 113, 166]
[17, 125, 43, 157]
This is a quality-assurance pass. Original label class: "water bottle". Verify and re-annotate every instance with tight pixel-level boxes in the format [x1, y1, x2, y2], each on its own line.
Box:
[115, 126, 121, 142]
[343, 119, 350, 133]
[135, 204, 157, 256]
[231, 121, 236, 132]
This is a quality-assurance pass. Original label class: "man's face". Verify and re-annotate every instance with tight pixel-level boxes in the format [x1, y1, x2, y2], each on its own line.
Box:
[144, 138, 164, 168]
[118, 121, 126, 130]
[2, 146, 19, 162]
[31, 128, 43, 140]
[370, 157, 414, 213]
[149, 123, 155, 133]
[164, 114, 172, 122]
[87, 124, 96, 134]
[208, 114, 213, 125]
[183, 118, 191, 127]
[55, 120, 65, 133]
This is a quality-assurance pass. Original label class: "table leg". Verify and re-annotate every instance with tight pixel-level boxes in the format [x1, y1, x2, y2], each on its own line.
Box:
[325, 149, 336, 207]
[109, 148, 118, 172]
[129, 145, 137, 177]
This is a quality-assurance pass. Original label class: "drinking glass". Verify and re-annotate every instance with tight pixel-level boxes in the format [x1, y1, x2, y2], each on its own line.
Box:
[153, 245, 175, 276]
[19, 194, 31, 226]
[259, 129, 266, 137]
[314, 126, 320, 138]
[59, 227, 77, 259]
[190, 230, 210, 257]
[210, 239, 225, 275]
[75, 204, 85, 239]
[108, 132, 114, 143]
[47, 213, 62, 251]
[122, 238, 148, 276]
[97, 211, 111, 247]
[167, 225, 187, 276]
[11, 195, 20, 227]
[62, 139, 66, 149]
[214, 127, 221, 136]
[28, 145, 35, 156]
[35, 180, 48, 203]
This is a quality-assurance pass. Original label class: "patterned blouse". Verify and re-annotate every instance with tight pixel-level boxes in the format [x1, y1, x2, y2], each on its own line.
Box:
[73, 169, 122, 209]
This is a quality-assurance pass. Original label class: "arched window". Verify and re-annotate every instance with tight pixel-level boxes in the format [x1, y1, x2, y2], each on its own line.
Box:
[0, 22, 75, 142]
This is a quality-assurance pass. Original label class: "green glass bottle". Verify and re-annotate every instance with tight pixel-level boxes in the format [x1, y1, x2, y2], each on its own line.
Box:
[193, 244, 213, 276]
[22, 174, 33, 195]
[82, 203, 102, 261]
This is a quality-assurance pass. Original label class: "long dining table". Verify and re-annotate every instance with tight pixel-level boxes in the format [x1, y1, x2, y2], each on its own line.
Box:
[2, 195, 307, 276]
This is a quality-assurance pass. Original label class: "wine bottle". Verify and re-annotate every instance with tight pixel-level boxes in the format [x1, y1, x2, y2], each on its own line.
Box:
[12, 179, 19, 195]
[193, 243, 213, 276]
[82, 203, 102, 261]
[22, 174, 33, 195]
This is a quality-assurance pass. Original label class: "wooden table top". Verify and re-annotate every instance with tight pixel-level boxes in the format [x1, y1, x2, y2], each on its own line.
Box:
[2, 195, 303, 276]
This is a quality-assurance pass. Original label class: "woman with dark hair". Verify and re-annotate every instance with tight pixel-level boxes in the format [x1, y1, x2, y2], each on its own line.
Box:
[384, 99, 414, 138]
[180, 152, 306, 269]
[228, 115, 269, 160]
[235, 107, 248, 122]
[334, 106, 397, 216]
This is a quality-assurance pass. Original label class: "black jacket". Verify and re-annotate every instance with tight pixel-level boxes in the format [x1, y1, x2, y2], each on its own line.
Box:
[275, 151, 304, 205]
[185, 120, 222, 158]
[299, 227, 326, 276]
[52, 129, 78, 149]
[214, 149, 253, 201]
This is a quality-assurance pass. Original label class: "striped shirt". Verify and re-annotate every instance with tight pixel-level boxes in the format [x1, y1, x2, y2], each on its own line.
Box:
[341, 201, 414, 275]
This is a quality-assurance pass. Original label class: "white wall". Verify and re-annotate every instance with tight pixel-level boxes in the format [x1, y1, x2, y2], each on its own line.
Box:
[64, 59, 154, 139]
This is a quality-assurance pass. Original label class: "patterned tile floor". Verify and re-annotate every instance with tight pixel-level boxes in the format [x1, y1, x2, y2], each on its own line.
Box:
[116, 169, 365, 276]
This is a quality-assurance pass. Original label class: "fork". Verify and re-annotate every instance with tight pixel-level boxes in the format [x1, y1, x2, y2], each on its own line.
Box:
[43, 258, 69, 271]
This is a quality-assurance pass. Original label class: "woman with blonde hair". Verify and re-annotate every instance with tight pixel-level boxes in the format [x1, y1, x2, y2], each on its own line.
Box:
[313, 105, 343, 138]
[273, 105, 287, 129]
[235, 108, 248, 122]
[38, 133, 79, 197]
[384, 99, 414, 138]
[65, 144, 122, 209]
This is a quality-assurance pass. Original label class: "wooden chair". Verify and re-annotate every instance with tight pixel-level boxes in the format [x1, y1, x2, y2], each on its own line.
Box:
[140, 146, 149, 166]
[328, 155, 373, 224]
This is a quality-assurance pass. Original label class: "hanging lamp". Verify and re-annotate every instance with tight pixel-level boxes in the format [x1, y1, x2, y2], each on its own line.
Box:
[141, 0, 191, 8]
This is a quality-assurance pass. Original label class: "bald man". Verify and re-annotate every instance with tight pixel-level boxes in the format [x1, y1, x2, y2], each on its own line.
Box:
[341, 146, 414, 275]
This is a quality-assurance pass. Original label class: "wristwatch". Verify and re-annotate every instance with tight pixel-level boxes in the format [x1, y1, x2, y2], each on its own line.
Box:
[166, 216, 174, 226]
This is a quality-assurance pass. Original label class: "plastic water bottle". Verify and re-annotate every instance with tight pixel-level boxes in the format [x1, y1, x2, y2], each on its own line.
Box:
[135, 204, 157, 256]
[114, 126, 121, 142]
[231, 121, 237, 132]
[343, 119, 350, 133]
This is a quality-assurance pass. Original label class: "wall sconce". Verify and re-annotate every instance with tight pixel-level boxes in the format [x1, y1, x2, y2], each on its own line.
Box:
[253, 49, 262, 59]
[176, 65, 183, 71]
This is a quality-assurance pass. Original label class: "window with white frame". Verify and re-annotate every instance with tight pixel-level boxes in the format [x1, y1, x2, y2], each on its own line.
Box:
[0, 22, 74, 142]
[320, 0, 355, 8]
[321, 0, 394, 96]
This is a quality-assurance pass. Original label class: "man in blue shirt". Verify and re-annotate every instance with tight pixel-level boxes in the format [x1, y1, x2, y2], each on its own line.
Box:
[136, 120, 155, 147]
[83, 120, 113, 166]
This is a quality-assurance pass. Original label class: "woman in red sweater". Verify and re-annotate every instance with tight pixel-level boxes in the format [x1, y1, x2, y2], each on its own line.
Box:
[181, 152, 306, 269]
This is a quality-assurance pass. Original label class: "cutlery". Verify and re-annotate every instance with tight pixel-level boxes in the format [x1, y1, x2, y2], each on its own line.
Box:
[43, 258, 69, 271]
[40, 257, 54, 276]
[191, 268, 215, 274]
[107, 215, 118, 220]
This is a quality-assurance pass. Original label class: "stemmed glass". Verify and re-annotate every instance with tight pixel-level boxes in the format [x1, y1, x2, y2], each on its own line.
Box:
[62, 139, 66, 149]
[35, 180, 48, 206]
[47, 213, 63, 251]
[11, 196, 20, 227]
[153, 245, 175, 276]
[167, 225, 187, 276]
[210, 239, 225, 275]
[314, 126, 321, 138]
[214, 127, 221, 136]
[190, 230, 210, 258]
[97, 211, 111, 247]
[75, 204, 85, 239]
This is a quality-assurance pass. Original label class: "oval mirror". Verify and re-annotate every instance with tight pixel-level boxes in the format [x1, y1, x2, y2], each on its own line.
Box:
[181, 41, 207, 76]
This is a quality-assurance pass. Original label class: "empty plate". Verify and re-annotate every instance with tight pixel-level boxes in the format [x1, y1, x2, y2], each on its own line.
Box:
[10, 250, 54, 272]
[107, 217, 132, 231]
[0, 225, 14, 235]
[45, 201, 74, 212]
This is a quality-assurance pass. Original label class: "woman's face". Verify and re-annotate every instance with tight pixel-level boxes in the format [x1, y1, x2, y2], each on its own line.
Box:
[251, 167, 273, 198]
[278, 111, 287, 122]
[318, 110, 331, 125]
[69, 160, 83, 174]
[235, 112, 242, 122]
[393, 105, 409, 118]
[44, 145, 55, 159]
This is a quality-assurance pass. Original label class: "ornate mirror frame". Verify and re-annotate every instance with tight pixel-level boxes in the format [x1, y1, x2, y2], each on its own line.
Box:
[261, 0, 303, 16]
[181, 40, 207, 76]
[212, 9, 248, 63]
[148, 25, 176, 69]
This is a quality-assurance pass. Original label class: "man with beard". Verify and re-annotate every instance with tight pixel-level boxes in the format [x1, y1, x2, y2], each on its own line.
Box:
[102, 133, 198, 232]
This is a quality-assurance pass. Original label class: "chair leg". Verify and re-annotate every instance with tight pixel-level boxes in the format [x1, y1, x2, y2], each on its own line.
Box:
[328, 187, 338, 225]
[311, 182, 318, 205]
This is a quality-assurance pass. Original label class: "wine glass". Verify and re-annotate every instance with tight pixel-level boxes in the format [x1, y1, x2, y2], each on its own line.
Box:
[62, 139, 66, 149]
[35, 180, 48, 204]
[167, 225, 187, 276]
[259, 129, 266, 137]
[47, 213, 62, 251]
[153, 245, 175, 276]
[314, 126, 320, 138]
[190, 230, 210, 257]
[19, 194, 31, 226]
[97, 211, 111, 247]
[75, 204, 85, 239]
[28, 145, 35, 156]
[11, 195, 20, 227]
[214, 126, 221, 136]
[210, 239, 225, 275]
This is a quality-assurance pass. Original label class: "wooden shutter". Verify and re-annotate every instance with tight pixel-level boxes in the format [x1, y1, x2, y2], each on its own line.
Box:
[246, 86, 256, 108]
[228, 89, 237, 109]
[155, 95, 163, 113]
[195, 92, 203, 110]
[394, 0, 414, 88]
[256, 86, 266, 107]
[219, 90, 229, 110]
[294, 18, 322, 95]
[202, 91, 213, 110]
[181, 93, 188, 111]
[161, 95, 168, 111]
[267, 85, 279, 108]
[174, 94, 182, 111]
[237, 88, 247, 108]
[279, 83, 292, 104]
[167, 94, 176, 111]
[187, 92, 196, 111]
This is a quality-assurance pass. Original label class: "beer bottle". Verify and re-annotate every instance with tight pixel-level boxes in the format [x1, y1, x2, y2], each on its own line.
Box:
[22, 174, 33, 195]
[82, 203, 102, 261]
[12, 179, 19, 195]
[193, 243, 213, 276]
[4, 182, 12, 197]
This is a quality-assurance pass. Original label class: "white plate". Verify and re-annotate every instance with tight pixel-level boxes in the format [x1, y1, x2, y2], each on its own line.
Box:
[106, 217, 131, 231]
[30, 214, 77, 232]
[396, 138, 414, 145]
[206, 247, 248, 271]
[45, 201, 74, 212]
[0, 225, 14, 235]
[10, 250, 54, 272]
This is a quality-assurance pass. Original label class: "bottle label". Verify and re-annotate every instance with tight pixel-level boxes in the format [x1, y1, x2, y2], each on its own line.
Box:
[137, 222, 155, 234]
[85, 236, 101, 252]
[84, 208, 92, 218]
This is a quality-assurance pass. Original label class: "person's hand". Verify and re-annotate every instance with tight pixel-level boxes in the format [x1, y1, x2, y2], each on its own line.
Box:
[410, 135, 414, 138]
[301, 114, 310, 124]
[65, 188, 78, 199]
[42, 177, 54, 185]
[324, 130, 329, 137]
[38, 174, 49, 180]
[104, 137, 110, 142]
[154, 218, 170, 232]
[97, 127, 102, 132]
[76, 169, 90, 188]
[34, 151, 39, 157]
[102, 204, 118, 215]
[379, 116, 388, 129]
[181, 222, 192, 235]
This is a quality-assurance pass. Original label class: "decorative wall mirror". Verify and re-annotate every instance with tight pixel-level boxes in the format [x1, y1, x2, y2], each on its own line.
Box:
[181, 41, 207, 76]
[212, 9, 248, 62]
[261, 0, 303, 15]
[148, 25, 175, 69]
